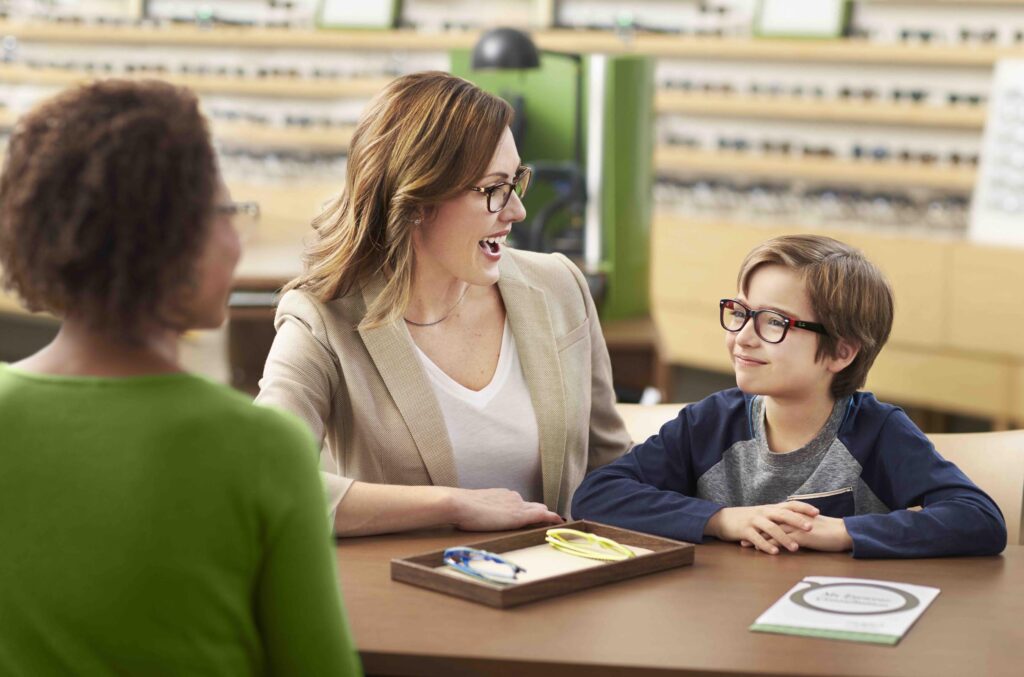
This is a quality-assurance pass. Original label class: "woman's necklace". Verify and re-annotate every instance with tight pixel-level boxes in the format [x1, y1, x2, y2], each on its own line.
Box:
[403, 285, 470, 327]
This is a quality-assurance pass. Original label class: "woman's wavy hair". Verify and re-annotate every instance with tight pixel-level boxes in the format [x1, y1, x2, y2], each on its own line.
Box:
[0, 79, 217, 336]
[286, 71, 513, 328]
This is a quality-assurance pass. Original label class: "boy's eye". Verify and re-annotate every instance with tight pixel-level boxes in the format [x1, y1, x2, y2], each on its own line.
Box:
[766, 316, 788, 328]
[730, 309, 747, 319]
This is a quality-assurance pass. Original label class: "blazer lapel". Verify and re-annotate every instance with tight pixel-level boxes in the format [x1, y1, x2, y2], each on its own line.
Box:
[499, 255, 568, 510]
[357, 278, 459, 488]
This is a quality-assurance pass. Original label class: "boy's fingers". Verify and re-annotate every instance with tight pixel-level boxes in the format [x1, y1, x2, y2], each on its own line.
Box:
[773, 510, 814, 531]
[782, 501, 820, 517]
[747, 529, 777, 555]
[756, 518, 798, 552]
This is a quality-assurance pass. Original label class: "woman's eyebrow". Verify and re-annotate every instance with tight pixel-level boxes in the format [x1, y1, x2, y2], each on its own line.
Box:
[479, 160, 524, 182]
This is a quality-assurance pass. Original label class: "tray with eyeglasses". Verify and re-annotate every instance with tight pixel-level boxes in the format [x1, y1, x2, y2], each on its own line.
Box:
[390, 520, 695, 608]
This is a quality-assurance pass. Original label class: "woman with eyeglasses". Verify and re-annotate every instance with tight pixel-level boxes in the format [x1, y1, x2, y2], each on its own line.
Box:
[0, 80, 360, 675]
[257, 71, 631, 536]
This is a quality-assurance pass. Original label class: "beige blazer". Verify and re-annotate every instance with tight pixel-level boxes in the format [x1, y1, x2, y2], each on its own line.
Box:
[255, 248, 632, 517]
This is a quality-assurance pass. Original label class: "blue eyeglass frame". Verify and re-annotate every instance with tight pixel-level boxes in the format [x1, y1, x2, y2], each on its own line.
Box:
[442, 547, 526, 585]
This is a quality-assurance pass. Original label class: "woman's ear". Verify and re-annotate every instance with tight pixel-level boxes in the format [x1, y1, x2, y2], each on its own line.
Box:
[418, 205, 437, 226]
[827, 340, 860, 374]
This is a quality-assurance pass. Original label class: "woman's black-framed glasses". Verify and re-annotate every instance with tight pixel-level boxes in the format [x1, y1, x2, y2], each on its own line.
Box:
[719, 298, 828, 344]
[468, 166, 532, 213]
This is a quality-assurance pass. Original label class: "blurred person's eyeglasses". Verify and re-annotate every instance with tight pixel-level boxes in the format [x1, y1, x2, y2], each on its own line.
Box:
[216, 201, 260, 242]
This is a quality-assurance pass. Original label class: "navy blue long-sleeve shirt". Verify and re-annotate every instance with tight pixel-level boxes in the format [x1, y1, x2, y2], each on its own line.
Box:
[572, 389, 1007, 558]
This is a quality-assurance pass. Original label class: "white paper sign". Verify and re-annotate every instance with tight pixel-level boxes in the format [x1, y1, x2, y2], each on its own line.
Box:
[970, 59, 1024, 247]
[751, 576, 940, 645]
[318, 0, 396, 29]
[757, 0, 846, 37]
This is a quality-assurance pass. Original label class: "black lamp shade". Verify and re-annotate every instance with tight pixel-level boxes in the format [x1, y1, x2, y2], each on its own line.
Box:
[471, 28, 541, 70]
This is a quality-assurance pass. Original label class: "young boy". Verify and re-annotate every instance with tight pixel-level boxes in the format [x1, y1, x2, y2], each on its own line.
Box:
[573, 235, 1007, 558]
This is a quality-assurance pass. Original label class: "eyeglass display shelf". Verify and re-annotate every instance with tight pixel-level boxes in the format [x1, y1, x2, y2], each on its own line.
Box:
[0, 106, 354, 154]
[866, 0, 1024, 5]
[2, 20, 1024, 67]
[655, 146, 977, 192]
[391, 520, 695, 609]
[213, 121, 354, 152]
[656, 91, 987, 130]
[0, 63, 390, 100]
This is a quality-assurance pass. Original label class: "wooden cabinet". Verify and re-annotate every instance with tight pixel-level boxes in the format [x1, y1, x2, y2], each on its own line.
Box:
[651, 215, 1024, 422]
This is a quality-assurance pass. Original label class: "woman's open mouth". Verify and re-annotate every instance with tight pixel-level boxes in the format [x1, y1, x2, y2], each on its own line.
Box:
[478, 234, 507, 258]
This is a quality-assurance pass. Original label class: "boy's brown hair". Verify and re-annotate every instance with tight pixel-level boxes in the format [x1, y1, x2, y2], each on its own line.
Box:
[737, 234, 894, 399]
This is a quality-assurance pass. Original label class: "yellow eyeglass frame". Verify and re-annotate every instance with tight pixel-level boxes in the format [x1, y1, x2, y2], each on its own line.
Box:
[545, 528, 636, 562]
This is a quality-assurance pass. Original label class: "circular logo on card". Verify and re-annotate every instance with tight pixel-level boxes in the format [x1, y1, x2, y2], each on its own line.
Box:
[789, 582, 920, 615]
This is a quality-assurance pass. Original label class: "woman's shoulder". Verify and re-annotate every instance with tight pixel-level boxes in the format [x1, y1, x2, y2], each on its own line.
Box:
[274, 287, 366, 347]
[171, 376, 314, 445]
[505, 248, 586, 294]
[276, 287, 362, 323]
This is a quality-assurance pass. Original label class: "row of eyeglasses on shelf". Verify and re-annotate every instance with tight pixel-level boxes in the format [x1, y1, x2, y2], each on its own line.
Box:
[653, 178, 970, 233]
[659, 77, 988, 109]
[663, 133, 980, 169]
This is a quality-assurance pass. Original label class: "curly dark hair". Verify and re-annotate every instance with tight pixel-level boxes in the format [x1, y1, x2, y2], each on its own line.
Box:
[0, 79, 218, 335]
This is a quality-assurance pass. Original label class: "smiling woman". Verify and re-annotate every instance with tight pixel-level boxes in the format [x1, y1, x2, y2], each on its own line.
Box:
[256, 71, 632, 537]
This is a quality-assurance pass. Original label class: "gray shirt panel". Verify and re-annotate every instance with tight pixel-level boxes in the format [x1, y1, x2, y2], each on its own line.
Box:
[697, 396, 888, 515]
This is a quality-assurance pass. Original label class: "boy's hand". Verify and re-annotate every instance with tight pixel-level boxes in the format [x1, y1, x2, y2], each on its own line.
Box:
[705, 501, 819, 555]
[741, 515, 853, 553]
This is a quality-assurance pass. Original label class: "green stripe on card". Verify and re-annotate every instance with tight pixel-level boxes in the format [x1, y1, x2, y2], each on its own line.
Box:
[750, 624, 900, 645]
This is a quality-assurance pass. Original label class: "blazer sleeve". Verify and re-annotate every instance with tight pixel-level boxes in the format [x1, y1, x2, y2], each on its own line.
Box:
[255, 290, 354, 515]
[844, 409, 1007, 558]
[554, 254, 632, 471]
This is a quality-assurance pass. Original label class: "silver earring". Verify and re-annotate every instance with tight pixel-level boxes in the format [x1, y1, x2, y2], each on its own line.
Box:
[414, 218, 422, 224]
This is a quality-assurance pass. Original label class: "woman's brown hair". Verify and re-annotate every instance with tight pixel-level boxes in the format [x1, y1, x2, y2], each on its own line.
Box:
[737, 235, 895, 399]
[0, 79, 218, 336]
[286, 71, 513, 328]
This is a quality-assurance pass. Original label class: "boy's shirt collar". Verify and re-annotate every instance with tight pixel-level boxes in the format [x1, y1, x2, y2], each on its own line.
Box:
[748, 395, 851, 466]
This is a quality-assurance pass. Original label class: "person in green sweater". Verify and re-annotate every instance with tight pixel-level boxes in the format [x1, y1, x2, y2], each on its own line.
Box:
[0, 80, 361, 676]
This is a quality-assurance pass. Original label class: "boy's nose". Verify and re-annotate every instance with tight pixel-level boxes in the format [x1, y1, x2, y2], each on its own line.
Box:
[736, 319, 761, 346]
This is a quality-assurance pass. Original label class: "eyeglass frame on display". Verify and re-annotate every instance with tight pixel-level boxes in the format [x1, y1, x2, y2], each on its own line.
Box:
[442, 547, 526, 585]
[545, 528, 637, 562]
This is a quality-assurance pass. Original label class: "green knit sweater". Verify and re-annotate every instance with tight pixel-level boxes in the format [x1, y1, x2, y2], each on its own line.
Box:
[0, 364, 361, 676]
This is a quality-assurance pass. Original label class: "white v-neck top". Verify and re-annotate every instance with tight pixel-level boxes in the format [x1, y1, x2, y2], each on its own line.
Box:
[413, 320, 542, 503]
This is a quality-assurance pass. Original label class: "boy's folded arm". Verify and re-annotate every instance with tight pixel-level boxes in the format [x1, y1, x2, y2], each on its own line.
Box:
[845, 492, 1006, 559]
[843, 410, 1007, 559]
[571, 414, 725, 543]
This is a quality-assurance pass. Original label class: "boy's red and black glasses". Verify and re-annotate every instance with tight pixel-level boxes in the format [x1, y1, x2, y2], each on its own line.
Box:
[720, 298, 828, 344]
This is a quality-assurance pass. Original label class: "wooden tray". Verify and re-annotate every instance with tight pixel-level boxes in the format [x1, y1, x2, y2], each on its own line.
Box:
[390, 520, 695, 608]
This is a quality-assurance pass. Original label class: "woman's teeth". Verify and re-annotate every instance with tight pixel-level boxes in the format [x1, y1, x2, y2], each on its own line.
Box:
[479, 235, 507, 254]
